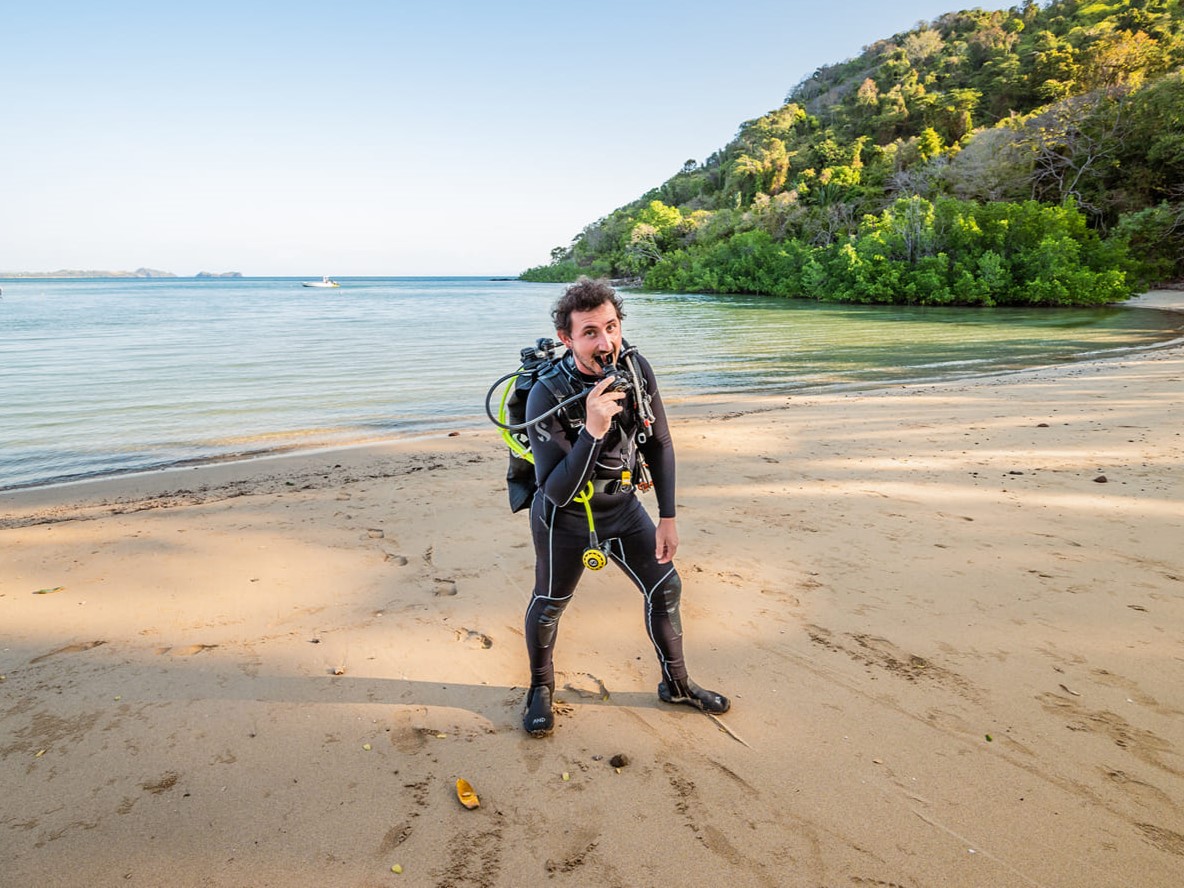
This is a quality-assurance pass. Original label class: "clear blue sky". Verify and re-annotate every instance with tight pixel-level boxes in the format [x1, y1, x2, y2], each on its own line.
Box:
[3, 1, 972, 275]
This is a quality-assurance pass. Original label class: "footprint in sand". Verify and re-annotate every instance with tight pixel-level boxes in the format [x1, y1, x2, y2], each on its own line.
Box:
[457, 628, 493, 649]
[1137, 823, 1184, 857]
[1038, 692, 1181, 776]
[434, 580, 458, 597]
[379, 821, 414, 855]
[141, 772, 180, 794]
[563, 673, 610, 700]
[760, 588, 802, 606]
[29, 640, 107, 664]
[156, 644, 218, 656]
[1102, 768, 1177, 809]
[385, 553, 409, 566]
[388, 708, 435, 753]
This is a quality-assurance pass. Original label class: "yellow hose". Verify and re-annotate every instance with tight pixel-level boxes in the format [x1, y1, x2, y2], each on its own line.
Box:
[498, 371, 532, 462]
[573, 481, 598, 542]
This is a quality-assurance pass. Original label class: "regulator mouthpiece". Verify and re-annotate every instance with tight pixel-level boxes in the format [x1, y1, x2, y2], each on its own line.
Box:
[597, 351, 633, 393]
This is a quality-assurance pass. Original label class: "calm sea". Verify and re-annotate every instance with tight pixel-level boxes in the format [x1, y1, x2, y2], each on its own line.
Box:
[2, 276, 1181, 490]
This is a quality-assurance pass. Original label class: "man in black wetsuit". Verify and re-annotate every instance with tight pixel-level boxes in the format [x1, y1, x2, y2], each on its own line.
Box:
[522, 277, 729, 736]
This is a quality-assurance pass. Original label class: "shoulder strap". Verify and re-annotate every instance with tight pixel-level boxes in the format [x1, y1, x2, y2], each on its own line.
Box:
[534, 360, 582, 440]
[535, 359, 574, 400]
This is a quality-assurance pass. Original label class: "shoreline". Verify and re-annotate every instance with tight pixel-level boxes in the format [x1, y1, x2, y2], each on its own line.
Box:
[2, 291, 1183, 886]
[5, 290, 1183, 498]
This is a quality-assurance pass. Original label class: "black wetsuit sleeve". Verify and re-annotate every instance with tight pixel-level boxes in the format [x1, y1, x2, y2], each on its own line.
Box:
[526, 378, 602, 508]
[636, 355, 677, 519]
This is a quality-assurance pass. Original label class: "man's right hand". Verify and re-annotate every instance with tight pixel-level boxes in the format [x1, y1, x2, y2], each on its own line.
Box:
[584, 376, 625, 439]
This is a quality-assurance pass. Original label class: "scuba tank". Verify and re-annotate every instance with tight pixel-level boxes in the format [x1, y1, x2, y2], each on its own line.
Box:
[485, 338, 581, 513]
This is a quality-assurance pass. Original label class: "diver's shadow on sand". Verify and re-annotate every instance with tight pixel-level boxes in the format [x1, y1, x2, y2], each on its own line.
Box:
[154, 668, 672, 722]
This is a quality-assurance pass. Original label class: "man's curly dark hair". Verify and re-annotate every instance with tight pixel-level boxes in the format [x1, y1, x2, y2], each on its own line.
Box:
[551, 277, 625, 335]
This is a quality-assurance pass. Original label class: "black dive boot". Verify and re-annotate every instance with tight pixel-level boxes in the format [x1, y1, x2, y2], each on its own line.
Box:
[522, 685, 554, 736]
[658, 678, 730, 713]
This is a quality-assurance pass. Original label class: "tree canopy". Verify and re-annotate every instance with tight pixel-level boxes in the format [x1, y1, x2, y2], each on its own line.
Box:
[522, 0, 1184, 305]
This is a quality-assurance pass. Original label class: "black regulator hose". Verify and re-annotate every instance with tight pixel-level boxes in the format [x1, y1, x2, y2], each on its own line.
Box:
[483, 369, 591, 432]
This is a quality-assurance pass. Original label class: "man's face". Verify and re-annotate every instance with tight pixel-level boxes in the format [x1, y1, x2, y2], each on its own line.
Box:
[558, 301, 622, 377]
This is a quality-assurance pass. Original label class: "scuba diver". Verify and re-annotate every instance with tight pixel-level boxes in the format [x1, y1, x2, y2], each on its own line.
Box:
[517, 277, 729, 737]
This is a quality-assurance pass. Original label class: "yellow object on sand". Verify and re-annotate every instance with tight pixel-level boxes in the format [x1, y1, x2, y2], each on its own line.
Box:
[456, 778, 479, 809]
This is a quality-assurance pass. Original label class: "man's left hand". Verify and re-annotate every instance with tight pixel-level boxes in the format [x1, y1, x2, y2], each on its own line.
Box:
[655, 517, 679, 563]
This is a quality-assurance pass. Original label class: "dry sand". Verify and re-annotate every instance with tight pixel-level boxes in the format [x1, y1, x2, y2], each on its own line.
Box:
[2, 292, 1183, 887]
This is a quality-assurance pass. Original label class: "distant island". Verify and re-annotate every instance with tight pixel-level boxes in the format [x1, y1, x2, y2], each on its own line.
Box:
[0, 268, 243, 279]
[0, 268, 177, 279]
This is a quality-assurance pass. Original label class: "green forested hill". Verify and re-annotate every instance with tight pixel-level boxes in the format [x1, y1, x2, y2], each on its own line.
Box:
[523, 0, 1184, 305]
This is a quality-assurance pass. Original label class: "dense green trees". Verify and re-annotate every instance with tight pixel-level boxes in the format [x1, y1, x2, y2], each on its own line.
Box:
[523, 0, 1184, 303]
[645, 198, 1130, 305]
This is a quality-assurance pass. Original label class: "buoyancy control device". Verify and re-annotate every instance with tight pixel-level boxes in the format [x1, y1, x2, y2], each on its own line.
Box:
[484, 338, 656, 569]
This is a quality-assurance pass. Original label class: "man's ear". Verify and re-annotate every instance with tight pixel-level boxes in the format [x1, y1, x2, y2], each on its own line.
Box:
[556, 330, 573, 350]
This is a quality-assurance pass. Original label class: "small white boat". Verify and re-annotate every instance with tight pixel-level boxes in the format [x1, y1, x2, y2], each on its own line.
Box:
[302, 275, 341, 288]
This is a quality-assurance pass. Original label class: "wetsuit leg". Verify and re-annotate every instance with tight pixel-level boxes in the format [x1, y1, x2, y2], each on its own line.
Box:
[603, 499, 689, 685]
[525, 496, 587, 690]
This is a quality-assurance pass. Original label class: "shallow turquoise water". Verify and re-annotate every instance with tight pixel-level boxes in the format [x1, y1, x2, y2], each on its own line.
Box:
[1, 277, 1180, 489]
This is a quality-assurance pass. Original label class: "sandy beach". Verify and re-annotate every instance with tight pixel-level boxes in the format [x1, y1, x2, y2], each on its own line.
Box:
[3, 291, 1182, 888]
